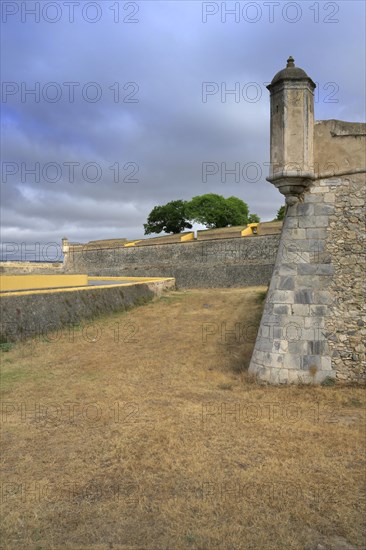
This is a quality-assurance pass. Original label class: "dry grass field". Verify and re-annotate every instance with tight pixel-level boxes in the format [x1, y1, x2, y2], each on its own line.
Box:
[1, 288, 365, 550]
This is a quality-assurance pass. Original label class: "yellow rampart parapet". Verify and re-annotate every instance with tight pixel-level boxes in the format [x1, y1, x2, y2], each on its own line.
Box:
[0, 274, 88, 292]
[124, 240, 142, 247]
[180, 233, 194, 242]
[0, 276, 175, 296]
[241, 223, 259, 236]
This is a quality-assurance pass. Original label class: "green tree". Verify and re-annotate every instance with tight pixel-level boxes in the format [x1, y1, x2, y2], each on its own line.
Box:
[275, 205, 286, 221]
[248, 213, 260, 223]
[187, 193, 258, 229]
[144, 200, 192, 235]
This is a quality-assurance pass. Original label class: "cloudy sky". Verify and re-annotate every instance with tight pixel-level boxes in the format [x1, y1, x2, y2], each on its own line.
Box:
[1, 0, 365, 260]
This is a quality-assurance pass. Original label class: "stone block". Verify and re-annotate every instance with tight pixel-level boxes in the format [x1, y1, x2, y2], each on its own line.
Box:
[304, 317, 325, 329]
[273, 352, 285, 366]
[308, 239, 325, 252]
[278, 276, 295, 290]
[294, 290, 313, 304]
[258, 319, 273, 341]
[272, 339, 288, 353]
[282, 316, 306, 328]
[287, 370, 303, 383]
[296, 276, 325, 290]
[288, 341, 307, 354]
[305, 228, 327, 239]
[310, 305, 329, 316]
[270, 290, 295, 304]
[297, 264, 334, 276]
[286, 205, 298, 217]
[302, 327, 327, 341]
[265, 368, 281, 384]
[256, 339, 273, 353]
[314, 204, 334, 216]
[262, 352, 283, 367]
[262, 352, 282, 367]
[281, 246, 310, 263]
[307, 340, 328, 354]
[283, 322, 304, 342]
[327, 178, 343, 187]
[273, 304, 290, 315]
[284, 353, 302, 369]
[287, 229, 307, 240]
[310, 185, 330, 194]
[311, 252, 333, 264]
[273, 263, 297, 276]
[291, 304, 310, 316]
[297, 203, 314, 216]
[261, 314, 282, 325]
[277, 369, 290, 384]
[287, 240, 312, 254]
[251, 349, 265, 363]
[301, 355, 322, 370]
[299, 216, 329, 228]
[304, 194, 324, 204]
[284, 217, 299, 229]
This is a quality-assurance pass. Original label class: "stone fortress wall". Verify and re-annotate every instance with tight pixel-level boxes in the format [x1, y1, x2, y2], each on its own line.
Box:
[248, 58, 365, 384]
[62, 226, 281, 288]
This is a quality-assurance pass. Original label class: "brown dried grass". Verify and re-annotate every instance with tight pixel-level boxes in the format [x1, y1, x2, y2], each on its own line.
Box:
[1, 288, 365, 549]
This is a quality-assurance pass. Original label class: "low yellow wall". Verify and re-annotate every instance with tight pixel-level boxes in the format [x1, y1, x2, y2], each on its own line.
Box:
[180, 232, 194, 242]
[241, 223, 259, 236]
[0, 274, 88, 292]
[124, 240, 142, 247]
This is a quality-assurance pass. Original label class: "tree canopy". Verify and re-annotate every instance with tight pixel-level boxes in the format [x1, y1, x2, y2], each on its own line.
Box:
[274, 205, 286, 221]
[187, 194, 251, 229]
[144, 194, 260, 234]
[248, 213, 260, 223]
[143, 200, 192, 235]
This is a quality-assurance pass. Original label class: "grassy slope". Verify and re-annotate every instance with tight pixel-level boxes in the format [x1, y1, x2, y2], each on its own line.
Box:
[1, 288, 365, 549]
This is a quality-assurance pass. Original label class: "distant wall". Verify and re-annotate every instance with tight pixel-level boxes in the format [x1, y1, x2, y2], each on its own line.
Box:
[0, 262, 63, 274]
[63, 235, 281, 288]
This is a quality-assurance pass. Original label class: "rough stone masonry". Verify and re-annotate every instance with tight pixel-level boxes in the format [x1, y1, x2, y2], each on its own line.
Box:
[249, 57, 366, 384]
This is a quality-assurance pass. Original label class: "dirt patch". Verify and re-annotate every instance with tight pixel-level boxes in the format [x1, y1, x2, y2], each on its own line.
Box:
[1, 288, 365, 549]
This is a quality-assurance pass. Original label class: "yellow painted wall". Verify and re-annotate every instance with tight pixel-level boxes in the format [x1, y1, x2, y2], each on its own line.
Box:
[0, 274, 88, 292]
[124, 240, 142, 247]
[180, 233, 194, 242]
[241, 223, 259, 237]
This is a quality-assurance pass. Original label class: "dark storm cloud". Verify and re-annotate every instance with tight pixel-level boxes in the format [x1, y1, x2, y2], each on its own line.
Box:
[1, 0, 365, 255]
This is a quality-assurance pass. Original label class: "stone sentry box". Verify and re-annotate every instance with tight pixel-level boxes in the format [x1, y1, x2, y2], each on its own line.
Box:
[249, 57, 366, 384]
